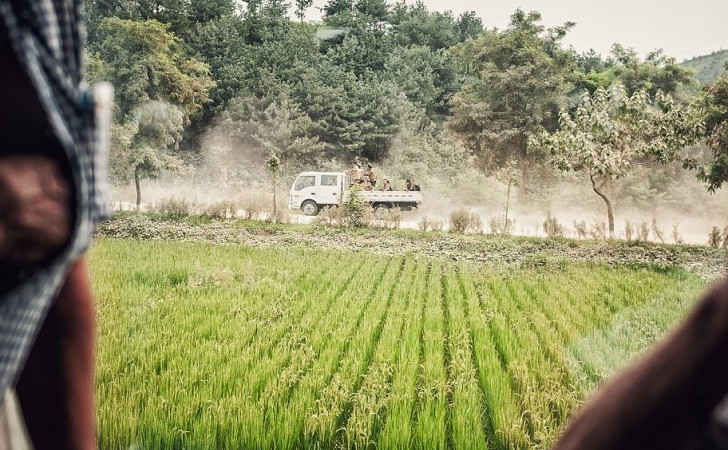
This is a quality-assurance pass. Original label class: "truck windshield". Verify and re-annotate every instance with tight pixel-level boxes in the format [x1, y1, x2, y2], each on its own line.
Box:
[294, 176, 315, 191]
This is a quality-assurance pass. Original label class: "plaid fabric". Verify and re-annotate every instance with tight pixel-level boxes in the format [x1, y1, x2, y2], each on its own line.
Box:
[0, 1, 109, 398]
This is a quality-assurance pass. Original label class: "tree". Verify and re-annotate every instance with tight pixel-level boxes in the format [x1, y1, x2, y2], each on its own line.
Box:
[448, 9, 574, 190]
[610, 46, 694, 97]
[266, 152, 281, 220]
[295, 0, 313, 22]
[688, 70, 728, 191]
[290, 63, 400, 162]
[355, 0, 389, 22]
[110, 102, 187, 209]
[323, 0, 354, 17]
[390, 1, 458, 50]
[575, 45, 695, 97]
[495, 160, 520, 234]
[187, 15, 255, 116]
[217, 93, 325, 176]
[84, 0, 230, 41]
[532, 86, 702, 237]
[454, 10, 483, 42]
[384, 45, 459, 118]
[88, 18, 215, 120]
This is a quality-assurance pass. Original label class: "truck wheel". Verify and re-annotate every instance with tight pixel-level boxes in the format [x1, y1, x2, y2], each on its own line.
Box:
[302, 200, 319, 216]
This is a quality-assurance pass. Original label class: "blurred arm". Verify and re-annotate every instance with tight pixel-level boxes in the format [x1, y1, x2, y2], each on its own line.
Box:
[554, 280, 728, 450]
[15, 259, 96, 450]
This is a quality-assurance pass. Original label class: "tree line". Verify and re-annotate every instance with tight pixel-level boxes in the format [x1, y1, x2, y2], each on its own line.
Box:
[84, 0, 728, 227]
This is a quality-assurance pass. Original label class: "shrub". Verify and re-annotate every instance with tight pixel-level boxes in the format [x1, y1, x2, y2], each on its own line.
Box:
[709, 226, 723, 248]
[203, 201, 237, 220]
[449, 209, 471, 233]
[543, 213, 564, 238]
[316, 206, 344, 227]
[430, 220, 444, 232]
[239, 194, 266, 220]
[418, 216, 431, 231]
[624, 221, 634, 242]
[573, 221, 587, 240]
[343, 187, 373, 228]
[672, 224, 684, 245]
[651, 218, 665, 244]
[155, 197, 193, 220]
[589, 222, 606, 240]
[468, 213, 483, 234]
[489, 217, 514, 235]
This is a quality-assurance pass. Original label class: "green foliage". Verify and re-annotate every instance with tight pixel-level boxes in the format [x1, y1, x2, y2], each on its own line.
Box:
[384, 45, 459, 118]
[533, 85, 703, 236]
[688, 70, 728, 191]
[89, 18, 215, 120]
[111, 101, 187, 184]
[294, 0, 313, 22]
[342, 186, 373, 227]
[390, 1, 458, 50]
[449, 208, 470, 233]
[323, 0, 354, 17]
[92, 239, 706, 449]
[454, 11, 483, 42]
[573, 45, 696, 100]
[605, 46, 694, 97]
[290, 64, 401, 162]
[448, 10, 574, 175]
[217, 92, 325, 175]
[84, 2, 720, 202]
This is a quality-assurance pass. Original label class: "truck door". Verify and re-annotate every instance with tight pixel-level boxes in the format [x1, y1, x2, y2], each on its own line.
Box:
[318, 174, 340, 206]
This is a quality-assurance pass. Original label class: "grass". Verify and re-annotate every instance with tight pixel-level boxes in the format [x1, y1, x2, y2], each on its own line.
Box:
[90, 238, 707, 449]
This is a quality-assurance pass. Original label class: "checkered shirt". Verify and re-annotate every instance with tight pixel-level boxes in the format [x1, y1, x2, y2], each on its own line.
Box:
[0, 0, 110, 398]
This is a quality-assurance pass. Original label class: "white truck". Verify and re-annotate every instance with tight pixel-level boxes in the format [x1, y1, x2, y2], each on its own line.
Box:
[288, 171, 423, 216]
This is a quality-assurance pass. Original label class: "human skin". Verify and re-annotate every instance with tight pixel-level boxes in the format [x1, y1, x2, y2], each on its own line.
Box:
[0, 154, 72, 265]
[553, 280, 728, 450]
[16, 259, 96, 450]
[0, 153, 96, 450]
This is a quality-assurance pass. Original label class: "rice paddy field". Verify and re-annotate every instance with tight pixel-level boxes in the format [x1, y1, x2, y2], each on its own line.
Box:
[90, 238, 708, 449]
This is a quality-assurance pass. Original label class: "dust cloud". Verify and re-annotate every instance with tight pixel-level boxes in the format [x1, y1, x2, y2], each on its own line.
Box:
[109, 120, 728, 246]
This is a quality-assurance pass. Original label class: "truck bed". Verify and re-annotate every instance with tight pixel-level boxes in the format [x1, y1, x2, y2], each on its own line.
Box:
[355, 190, 423, 204]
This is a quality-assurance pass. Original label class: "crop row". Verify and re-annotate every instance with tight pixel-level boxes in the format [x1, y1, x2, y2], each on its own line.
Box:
[91, 239, 706, 449]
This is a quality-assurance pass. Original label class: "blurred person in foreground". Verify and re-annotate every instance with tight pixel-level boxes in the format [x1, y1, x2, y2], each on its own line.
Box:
[0, 1, 111, 449]
[554, 277, 728, 450]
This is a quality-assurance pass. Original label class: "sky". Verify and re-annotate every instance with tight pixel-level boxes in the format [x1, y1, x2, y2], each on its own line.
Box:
[305, 0, 728, 61]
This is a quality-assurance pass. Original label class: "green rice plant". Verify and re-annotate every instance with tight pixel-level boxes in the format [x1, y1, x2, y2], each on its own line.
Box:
[411, 261, 448, 450]
[376, 262, 429, 450]
[90, 239, 706, 450]
[341, 260, 423, 449]
[440, 266, 489, 449]
[303, 258, 406, 445]
[458, 269, 527, 449]
[262, 258, 390, 449]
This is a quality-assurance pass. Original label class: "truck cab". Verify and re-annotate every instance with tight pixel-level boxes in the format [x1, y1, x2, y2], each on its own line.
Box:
[288, 172, 348, 216]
